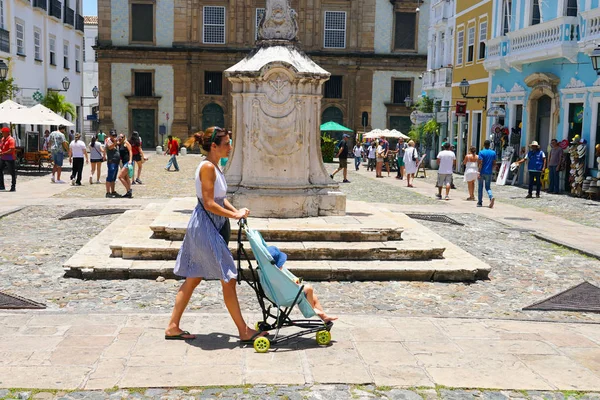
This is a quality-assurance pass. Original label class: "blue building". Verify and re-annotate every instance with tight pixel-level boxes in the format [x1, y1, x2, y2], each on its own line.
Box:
[484, 0, 600, 181]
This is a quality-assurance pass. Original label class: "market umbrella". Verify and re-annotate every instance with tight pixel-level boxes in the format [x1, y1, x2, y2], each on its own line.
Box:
[0, 99, 34, 124]
[320, 121, 353, 132]
[29, 104, 75, 126]
[363, 129, 384, 139]
[383, 129, 410, 139]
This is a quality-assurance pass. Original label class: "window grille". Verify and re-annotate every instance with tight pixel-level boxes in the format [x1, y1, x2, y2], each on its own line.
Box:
[566, 0, 577, 16]
[324, 76, 343, 99]
[131, 3, 153, 42]
[531, 0, 541, 25]
[324, 11, 346, 49]
[256, 8, 265, 40]
[203, 6, 225, 44]
[16, 22, 24, 55]
[394, 12, 416, 50]
[393, 80, 411, 104]
[204, 71, 223, 95]
[134, 72, 152, 96]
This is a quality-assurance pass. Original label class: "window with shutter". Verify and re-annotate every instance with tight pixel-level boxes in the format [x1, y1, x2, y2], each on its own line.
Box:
[205, 71, 223, 95]
[478, 21, 487, 60]
[502, 0, 512, 35]
[203, 6, 225, 44]
[63, 41, 69, 69]
[324, 76, 343, 99]
[392, 80, 411, 105]
[131, 3, 154, 43]
[49, 35, 56, 65]
[467, 26, 475, 63]
[456, 30, 464, 65]
[394, 12, 416, 51]
[531, 0, 541, 25]
[34, 28, 41, 60]
[566, 0, 577, 16]
[134, 72, 153, 96]
[16, 21, 24, 55]
[256, 8, 265, 40]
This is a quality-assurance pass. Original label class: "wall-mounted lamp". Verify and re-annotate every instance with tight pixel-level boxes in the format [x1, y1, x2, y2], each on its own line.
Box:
[459, 78, 487, 108]
[48, 76, 70, 93]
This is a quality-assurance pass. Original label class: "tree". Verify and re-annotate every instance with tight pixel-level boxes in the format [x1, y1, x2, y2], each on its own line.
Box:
[0, 77, 18, 103]
[42, 92, 76, 120]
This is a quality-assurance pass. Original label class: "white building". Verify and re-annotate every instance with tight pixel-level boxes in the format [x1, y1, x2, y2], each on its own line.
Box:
[0, 0, 84, 144]
[422, 0, 456, 139]
[82, 15, 98, 137]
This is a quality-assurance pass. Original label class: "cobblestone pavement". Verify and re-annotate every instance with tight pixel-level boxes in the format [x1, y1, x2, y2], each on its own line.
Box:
[53, 154, 200, 199]
[1, 385, 599, 400]
[410, 169, 600, 229]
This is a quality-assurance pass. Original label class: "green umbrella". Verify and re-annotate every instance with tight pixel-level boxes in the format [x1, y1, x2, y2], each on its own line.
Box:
[320, 121, 353, 132]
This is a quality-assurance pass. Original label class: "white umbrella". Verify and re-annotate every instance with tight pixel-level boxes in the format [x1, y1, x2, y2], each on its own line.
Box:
[364, 129, 384, 139]
[29, 104, 75, 126]
[385, 129, 410, 139]
[0, 99, 34, 124]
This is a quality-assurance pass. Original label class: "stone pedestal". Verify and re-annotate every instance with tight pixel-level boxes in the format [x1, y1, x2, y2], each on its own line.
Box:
[224, 44, 346, 217]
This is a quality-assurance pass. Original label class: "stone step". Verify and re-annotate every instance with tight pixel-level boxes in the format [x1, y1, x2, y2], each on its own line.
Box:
[110, 240, 445, 262]
[64, 259, 489, 282]
[149, 198, 404, 242]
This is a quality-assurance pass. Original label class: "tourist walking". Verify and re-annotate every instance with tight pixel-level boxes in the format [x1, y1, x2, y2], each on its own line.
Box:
[117, 134, 133, 198]
[515, 141, 546, 198]
[436, 142, 456, 200]
[97, 130, 106, 145]
[375, 139, 385, 178]
[381, 138, 391, 177]
[42, 130, 51, 151]
[403, 140, 418, 188]
[367, 142, 376, 172]
[463, 146, 478, 201]
[477, 140, 496, 208]
[547, 139, 562, 194]
[164, 135, 180, 171]
[68, 130, 75, 143]
[105, 130, 121, 198]
[49, 125, 68, 183]
[330, 134, 350, 183]
[352, 142, 363, 171]
[130, 131, 147, 185]
[69, 133, 88, 186]
[396, 138, 407, 180]
[89, 134, 105, 184]
[166, 126, 265, 343]
[0, 127, 17, 192]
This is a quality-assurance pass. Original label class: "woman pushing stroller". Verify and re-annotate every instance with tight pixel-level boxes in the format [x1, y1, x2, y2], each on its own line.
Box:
[165, 126, 266, 343]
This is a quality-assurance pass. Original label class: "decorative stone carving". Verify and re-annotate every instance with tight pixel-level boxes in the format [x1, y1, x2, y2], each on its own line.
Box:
[510, 83, 525, 92]
[224, 0, 345, 217]
[494, 85, 506, 94]
[565, 77, 586, 89]
[257, 0, 299, 42]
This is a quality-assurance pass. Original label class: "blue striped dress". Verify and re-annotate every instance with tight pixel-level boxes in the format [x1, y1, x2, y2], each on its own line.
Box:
[173, 161, 237, 282]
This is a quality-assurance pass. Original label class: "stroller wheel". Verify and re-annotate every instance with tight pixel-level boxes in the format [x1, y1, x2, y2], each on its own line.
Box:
[316, 330, 331, 346]
[253, 336, 270, 353]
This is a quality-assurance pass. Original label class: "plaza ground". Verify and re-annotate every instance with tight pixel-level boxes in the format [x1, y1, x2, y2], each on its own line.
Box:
[0, 154, 599, 398]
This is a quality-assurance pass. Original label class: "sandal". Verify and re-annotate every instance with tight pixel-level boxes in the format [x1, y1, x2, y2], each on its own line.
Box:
[165, 330, 196, 340]
[239, 331, 270, 344]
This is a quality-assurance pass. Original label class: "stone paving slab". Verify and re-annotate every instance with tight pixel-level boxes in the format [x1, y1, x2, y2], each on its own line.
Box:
[0, 312, 598, 391]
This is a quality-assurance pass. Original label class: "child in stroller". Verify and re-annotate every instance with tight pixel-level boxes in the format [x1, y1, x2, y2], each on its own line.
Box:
[267, 245, 337, 323]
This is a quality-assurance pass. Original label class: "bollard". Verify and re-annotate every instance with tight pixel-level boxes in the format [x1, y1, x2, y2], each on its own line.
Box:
[180, 147, 187, 156]
[156, 146, 163, 155]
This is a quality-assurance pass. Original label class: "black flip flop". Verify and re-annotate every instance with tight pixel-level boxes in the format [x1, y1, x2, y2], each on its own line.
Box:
[165, 330, 195, 340]
[239, 332, 269, 344]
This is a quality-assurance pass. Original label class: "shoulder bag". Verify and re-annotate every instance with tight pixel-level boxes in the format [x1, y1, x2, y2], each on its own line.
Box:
[197, 198, 231, 245]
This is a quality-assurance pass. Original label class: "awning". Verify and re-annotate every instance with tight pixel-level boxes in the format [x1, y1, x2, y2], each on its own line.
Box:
[320, 121, 353, 132]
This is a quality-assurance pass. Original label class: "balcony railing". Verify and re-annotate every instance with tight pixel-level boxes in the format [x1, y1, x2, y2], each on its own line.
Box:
[431, 0, 453, 26]
[434, 67, 452, 88]
[579, 8, 600, 54]
[49, 0, 61, 19]
[0, 28, 9, 53]
[64, 7, 75, 26]
[33, 0, 47, 11]
[422, 71, 435, 90]
[76, 14, 84, 31]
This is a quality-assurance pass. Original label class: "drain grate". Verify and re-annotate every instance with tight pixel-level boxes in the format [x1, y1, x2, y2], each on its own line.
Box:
[523, 281, 600, 313]
[59, 208, 129, 220]
[405, 213, 464, 226]
[0, 291, 46, 309]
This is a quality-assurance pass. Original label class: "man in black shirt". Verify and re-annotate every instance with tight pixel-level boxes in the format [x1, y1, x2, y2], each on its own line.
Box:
[330, 134, 351, 183]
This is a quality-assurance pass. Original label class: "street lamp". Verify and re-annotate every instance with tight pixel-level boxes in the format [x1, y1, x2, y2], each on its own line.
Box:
[459, 78, 487, 108]
[590, 47, 600, 75]
[404, 95, 413, 108]
[0, 60, 8, 81]
[81, 86, 100, 137]
[48, 76, 70, 93]
[91, 85, 99, 98]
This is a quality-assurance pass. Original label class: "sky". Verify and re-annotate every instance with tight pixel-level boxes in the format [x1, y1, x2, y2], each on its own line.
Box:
[83, 0, 97, 16]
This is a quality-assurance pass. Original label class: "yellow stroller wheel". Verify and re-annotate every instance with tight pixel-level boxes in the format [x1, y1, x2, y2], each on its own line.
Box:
[253, 336, 270, 353]
[316, 330, 331, 346]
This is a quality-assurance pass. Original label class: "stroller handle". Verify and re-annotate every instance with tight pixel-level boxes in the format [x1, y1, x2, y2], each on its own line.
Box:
[238, 217, 248, 228]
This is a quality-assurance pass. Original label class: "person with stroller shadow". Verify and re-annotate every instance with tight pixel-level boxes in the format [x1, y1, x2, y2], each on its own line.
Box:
[165, 126, 267, 344]
[267, 246, 338, 323]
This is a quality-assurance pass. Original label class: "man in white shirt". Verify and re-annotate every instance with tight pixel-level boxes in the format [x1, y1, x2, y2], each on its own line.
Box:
[68, 133, 89, 186]
[352, 143, 363, 171]
[436, 142, 456, 200]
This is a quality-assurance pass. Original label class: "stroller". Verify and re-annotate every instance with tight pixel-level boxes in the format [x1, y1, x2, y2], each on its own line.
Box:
[236, 219, 334, 353]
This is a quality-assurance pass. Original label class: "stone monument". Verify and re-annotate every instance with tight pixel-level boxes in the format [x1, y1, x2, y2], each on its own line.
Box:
[224, 0, 346, 218]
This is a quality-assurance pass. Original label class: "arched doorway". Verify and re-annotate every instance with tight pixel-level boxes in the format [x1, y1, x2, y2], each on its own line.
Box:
[202, 103, 225, 131]
[535, 95, 552, 153]
[322, 106, 343, 125]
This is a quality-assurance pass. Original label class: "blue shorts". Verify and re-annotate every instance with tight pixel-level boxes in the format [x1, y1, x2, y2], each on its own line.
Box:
[106, 163, 119, 182]
[52, 152, 64, 167]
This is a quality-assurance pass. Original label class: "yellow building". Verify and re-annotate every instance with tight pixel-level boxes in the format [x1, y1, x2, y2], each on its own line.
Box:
[451, 0, 492, 167]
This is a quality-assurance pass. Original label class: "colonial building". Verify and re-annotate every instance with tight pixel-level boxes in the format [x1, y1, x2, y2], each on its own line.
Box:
[96, 0, 428, 147]
[82, 16, 99, 137]
[485, 0, 600, 177]
[1, 0, 84, 138]
[451, 0, 492, 166]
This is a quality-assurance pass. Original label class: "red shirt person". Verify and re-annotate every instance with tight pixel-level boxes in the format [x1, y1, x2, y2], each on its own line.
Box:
[164, 135, 180, 172]
[0, 127, 17, 191]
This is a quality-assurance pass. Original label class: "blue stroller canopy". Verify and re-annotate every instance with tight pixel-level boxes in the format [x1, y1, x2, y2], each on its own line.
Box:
[245, 227, 316, 319]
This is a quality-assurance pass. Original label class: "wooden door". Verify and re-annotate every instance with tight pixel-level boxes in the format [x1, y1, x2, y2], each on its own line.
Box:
[132, 109, 156, 148]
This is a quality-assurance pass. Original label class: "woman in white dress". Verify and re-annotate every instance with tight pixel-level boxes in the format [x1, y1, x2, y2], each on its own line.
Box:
[463, 146, 478, 201]
[403, 140, 418, 187]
